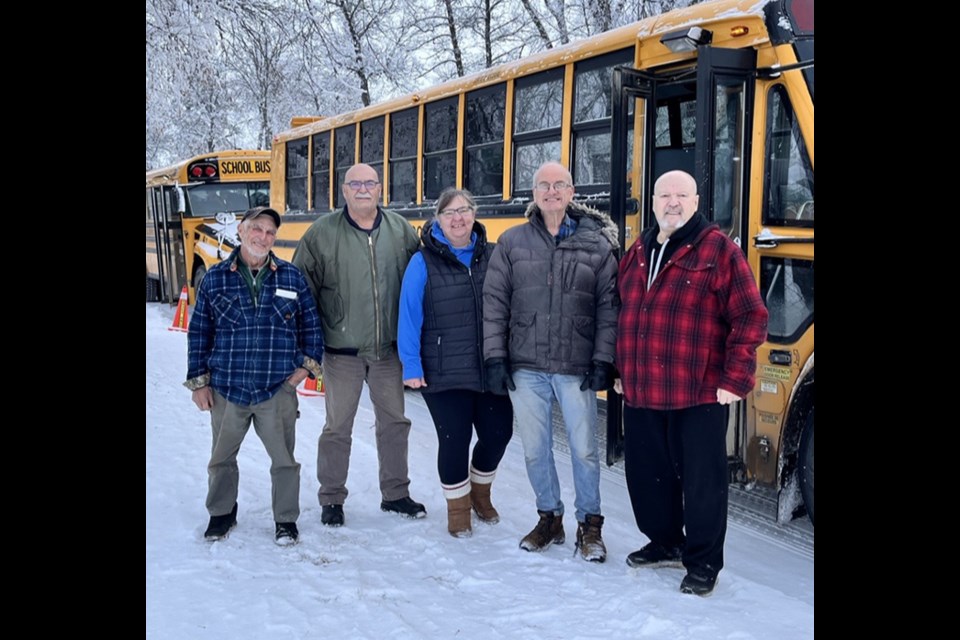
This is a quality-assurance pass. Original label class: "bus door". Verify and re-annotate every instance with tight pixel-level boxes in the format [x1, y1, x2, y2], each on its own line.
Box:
[149, 185, 186, 303]
[607, 46, 757, 472]
[607, 65, 655, 464]
[751, 76, 815, 522]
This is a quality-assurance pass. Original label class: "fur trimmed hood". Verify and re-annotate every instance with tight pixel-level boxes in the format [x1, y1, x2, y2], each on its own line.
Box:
[523, 199, 619, 248]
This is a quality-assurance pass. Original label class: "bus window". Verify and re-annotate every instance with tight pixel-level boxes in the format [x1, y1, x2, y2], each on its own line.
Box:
[312, 131, 331, 211]
[423, 97, 458, 200]
[763, 86, 814, 226]
[390, 107, 418, 206]
[655, 100, 696, 148]
[761, 257, 814, 342]
[186, 183, 260, 216]
[573, 48, 632, 188]
[465, 84, 506, 197]
[710, 77, 748, 234]
[286, 138, 309, 212]
[650, 78, 697, 181]
[249, 182, 270, 208]
[335, 124, 357, 208]
[513, 69, 563, 193]
[361, 116, 385, 185]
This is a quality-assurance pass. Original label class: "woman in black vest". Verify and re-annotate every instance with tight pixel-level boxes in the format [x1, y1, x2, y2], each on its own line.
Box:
[399, 188, 514, 537]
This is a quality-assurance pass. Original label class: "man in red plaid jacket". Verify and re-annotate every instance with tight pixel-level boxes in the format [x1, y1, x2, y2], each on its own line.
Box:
[615, 170, 767, 597]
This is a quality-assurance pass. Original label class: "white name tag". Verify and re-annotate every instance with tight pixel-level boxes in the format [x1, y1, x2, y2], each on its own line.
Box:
[276, 288, 297, 300]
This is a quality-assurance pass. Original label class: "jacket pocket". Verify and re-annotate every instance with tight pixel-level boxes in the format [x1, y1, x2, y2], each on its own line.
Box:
[671, 256, 715, 298]
[571, 315, 596, 364]
[211, 293, 242, 326]
[438, 336, 444, 375]
[562, 259, 595, 292]
[272, 296, 299, 327]
[320, 290, 344, 327]
[509, 312, 537, 364]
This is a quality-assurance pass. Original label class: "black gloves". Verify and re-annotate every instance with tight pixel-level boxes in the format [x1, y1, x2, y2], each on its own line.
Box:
[580, 360, 616, 392]
[484, 358, 516, 395]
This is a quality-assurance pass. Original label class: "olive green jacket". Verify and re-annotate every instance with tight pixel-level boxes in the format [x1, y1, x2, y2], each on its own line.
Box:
[292, 206, 419, 360]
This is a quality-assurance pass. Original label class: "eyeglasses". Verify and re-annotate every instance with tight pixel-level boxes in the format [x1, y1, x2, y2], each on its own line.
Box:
[535, 181, 572, 192]
[438, 206, 475, 218]
[346, 180, 380, 191]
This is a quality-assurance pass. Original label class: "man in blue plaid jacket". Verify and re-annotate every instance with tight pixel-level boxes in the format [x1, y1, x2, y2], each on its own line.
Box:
[185, 207, 323, 545]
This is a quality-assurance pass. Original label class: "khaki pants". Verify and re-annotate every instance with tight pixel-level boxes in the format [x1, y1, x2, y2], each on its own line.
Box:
[207, 386, 301, 523]
[318, 351, 411, 506]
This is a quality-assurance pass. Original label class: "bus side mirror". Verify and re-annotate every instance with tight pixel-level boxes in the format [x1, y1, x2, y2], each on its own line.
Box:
[215, 212, 236, 225]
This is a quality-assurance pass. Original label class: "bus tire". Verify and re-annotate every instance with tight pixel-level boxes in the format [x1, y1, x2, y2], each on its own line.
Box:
[146, 274, 159, 302]
[798, 410, 814, 526]
[193, 263, 208, 293]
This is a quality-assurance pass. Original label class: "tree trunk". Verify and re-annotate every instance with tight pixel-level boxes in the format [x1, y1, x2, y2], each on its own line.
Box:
[545, 0, 568, 45]
[484, 0, 493, 68]
[335, 0, 372, 106]
[519, 0, 553, 49]
[442, 0, 465, 77]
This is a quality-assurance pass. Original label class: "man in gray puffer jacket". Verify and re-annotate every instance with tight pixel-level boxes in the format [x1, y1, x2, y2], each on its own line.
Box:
[482, 161, 619, 562]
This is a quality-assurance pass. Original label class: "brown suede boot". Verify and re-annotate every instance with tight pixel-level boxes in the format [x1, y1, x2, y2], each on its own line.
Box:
[470, 481, 499, 524]
[520, 510, 564, 551]
[446, 494, 473, 538]
[575, 514, 607, 562]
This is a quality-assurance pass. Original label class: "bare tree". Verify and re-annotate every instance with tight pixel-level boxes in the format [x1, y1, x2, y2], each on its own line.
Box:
[544, 0, 569, 44]
[330, 0, 374, 106]
[215, 3, 298, 148]
[147, 0, 242, 165]
[442, 0, 466, 76]
[145, 0, 698, 169]
[586, 0, 615, 34]
[518, 0, 554, 49]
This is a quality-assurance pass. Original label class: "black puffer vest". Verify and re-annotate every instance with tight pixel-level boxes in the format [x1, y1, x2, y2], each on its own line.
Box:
[419, 221, 494, 394]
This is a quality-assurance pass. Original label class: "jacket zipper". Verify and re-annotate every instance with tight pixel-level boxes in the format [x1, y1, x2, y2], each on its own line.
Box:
[469, 254, 483, 392]
[368, 234, 381, 359]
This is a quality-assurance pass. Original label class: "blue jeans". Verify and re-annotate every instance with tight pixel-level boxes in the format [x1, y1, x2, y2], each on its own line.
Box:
[509, 369, 601, 522]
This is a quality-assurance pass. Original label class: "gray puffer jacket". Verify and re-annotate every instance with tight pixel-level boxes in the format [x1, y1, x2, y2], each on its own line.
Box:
[482, 201, 620, 375]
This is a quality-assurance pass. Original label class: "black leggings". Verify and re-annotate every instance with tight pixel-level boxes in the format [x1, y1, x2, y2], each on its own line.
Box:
[422, 390, 514, 487]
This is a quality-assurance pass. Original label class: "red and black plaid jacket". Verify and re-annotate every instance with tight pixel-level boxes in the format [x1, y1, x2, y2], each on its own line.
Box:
[616, 225, 768, 410]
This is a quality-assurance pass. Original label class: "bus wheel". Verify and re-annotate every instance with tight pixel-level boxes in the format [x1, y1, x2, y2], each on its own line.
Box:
[193, 264, 207, 292]
[146, 275, 158, 302]
[799, 410, 814, 525]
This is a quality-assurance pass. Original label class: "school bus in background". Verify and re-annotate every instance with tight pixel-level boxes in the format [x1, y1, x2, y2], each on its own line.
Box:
[146, 150, 271, 304]
[270, 0, 814, 524]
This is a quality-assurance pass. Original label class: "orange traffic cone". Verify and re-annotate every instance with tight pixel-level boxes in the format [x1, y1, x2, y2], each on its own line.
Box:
[168, 286, 190, 332]
[297, 373, 325, 397]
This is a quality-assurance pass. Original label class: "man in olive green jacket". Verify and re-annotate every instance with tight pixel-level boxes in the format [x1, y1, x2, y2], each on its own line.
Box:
[293, 163, 425, 526]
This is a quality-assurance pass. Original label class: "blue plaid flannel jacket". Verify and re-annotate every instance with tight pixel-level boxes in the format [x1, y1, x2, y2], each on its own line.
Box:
[185, 249, 324, 406]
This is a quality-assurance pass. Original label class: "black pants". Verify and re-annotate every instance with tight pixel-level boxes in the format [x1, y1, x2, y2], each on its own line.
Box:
[422, 390, 514, 487]
[623, 403, 728, 576]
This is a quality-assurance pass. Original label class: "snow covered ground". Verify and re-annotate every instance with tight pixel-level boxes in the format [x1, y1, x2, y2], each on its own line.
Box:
[146, 303, 813, 639]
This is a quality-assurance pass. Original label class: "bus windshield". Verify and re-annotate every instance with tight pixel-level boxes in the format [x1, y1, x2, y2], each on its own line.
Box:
[185, 182, 269, 217]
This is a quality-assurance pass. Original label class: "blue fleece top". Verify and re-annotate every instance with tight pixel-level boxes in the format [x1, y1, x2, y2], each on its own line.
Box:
[398, 221, 477, 380]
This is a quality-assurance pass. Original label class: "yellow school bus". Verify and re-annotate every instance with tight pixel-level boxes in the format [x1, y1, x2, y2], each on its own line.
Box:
[270, 0, 814, 523]
[146, 150, 271, 303]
